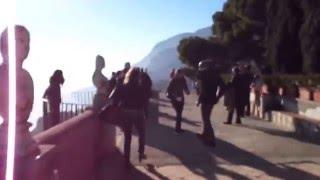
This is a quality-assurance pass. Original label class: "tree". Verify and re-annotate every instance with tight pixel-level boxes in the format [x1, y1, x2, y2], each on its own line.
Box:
[177, 0, 320, 74]
[212, 0, 267, 63]
[177, 37, 210, 68]
[265, 0, 304, 73]
[177, 36, 226, 69]
[299, 0, 320, 73]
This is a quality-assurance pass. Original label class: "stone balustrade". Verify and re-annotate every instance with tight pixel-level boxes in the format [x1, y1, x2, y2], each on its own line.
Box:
[14, 110, 116, 180]
[251, 90, 320, 140]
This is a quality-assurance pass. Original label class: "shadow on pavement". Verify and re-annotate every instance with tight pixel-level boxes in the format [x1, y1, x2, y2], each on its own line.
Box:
[158, 111, 201, 127]
[214, 138, 320, 179]
[96, 149, 154, 180]
[145, 99, 217, 179]
[240, 123, 320, 146]
[142, 96, 320, 179]
[145, 164, 170, 180]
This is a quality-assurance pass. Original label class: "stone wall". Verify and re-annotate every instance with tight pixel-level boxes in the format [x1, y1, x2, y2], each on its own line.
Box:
[282, 98, 320, 120]
[20, 110, 116, 180]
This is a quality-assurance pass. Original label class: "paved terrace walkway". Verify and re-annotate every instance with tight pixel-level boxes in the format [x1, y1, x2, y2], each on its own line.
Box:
[97, 93, 320, 180]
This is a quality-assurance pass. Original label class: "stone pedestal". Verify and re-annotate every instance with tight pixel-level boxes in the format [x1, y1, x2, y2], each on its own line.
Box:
[0, 123, 40, 157]
[0, 122, 40, 180]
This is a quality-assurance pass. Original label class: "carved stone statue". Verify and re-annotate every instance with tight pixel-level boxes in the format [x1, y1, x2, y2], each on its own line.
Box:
[0, 25, 39, 160]
[92, 55, 109, 110]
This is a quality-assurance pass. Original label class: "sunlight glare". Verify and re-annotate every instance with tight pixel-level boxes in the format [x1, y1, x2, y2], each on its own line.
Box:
[4, 0, 17, 179]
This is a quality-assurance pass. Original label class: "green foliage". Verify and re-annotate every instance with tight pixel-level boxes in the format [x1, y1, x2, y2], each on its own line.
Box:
[263, 0, 320, 73]
[212, 0, 266, 61]
[265, 0, 304, 73]
[177, 0, 320, 74]
[299, 0, 320, 73]
[180, 67, 197, 80]
[177, 37, 210, 68]
[177, 36, 226, 69]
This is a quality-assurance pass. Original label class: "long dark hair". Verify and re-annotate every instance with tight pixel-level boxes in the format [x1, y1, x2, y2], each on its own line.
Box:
[50, 70, 64, 85]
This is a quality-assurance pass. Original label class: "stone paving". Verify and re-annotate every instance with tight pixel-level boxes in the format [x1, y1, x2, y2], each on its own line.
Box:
[98, 93, 320, 180]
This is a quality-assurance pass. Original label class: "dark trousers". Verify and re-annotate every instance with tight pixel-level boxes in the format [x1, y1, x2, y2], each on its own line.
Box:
[143, 101, 150, 118]
[200, 103, 215, 141]
[123, 109, 145, 164]
[227, 104, 244, 123]
[49, 103, 60, 128]
[245, 102, 250, 116]
[171, 99, 184, 130]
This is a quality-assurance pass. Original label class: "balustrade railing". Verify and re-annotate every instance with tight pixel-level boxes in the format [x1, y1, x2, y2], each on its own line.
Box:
[71, 90, 95, 105]
[42, 90, 96, 130]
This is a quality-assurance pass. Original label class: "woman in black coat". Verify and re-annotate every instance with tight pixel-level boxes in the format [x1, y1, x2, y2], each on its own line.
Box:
[43, 70, 64, 128]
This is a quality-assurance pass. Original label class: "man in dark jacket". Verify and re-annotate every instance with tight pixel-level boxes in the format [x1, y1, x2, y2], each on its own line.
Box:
[224, 66, 244, 124]
[196, 59, 225, 147]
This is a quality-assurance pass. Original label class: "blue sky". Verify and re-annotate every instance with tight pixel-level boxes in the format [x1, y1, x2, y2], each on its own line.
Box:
[1, 0, 226, 90]
[0, 0, 226, 125]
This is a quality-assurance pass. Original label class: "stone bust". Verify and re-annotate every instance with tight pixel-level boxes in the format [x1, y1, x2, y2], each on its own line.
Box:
[0, 25, 34, 125]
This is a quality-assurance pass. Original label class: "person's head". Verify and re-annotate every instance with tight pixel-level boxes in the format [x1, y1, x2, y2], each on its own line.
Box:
[50, 70, 64, 85]
[123, 67, 140, 85]
[95, 55, 105, 70]
[170, 68, 176, 79]
[238, 63, 245, 72]
[244, 64, 251, 72]
[198, 59, 214, 72]
[175, 68, 184, 78]
[232, 66, 240, 75]
[0, 25, 30, 67]
[116, 71, 122, 76]
[124, 62, 131, 70]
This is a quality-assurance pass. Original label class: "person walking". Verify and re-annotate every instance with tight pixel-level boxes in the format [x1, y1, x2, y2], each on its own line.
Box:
[110, 67, 148, 168]
[196, 59, 225, 147]
[166, 69, 190, 133]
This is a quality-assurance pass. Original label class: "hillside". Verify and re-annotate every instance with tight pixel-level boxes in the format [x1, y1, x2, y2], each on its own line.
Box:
[136, 26, 212, 83]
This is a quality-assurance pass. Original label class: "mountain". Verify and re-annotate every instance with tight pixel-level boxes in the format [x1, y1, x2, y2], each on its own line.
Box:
[136, 26, 212, 85]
